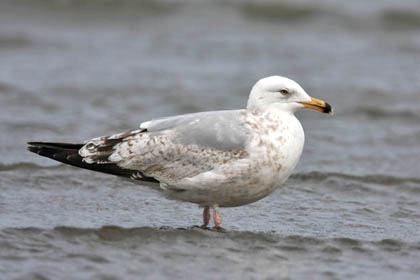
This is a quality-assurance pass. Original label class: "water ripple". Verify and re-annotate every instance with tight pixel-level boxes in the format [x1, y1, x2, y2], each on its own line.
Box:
[1, 226, 418, 252]
[292, 171, 420, 186]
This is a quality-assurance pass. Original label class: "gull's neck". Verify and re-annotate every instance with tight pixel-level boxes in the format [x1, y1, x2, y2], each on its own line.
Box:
[247, 102, 300, 117]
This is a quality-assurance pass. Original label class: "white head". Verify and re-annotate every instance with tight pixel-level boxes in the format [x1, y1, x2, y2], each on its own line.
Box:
[247, 76, 332, 115]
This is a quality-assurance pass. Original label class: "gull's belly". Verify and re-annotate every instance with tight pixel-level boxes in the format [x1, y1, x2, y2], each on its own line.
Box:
[168, 111, 305, 207]
[217, 124, 305, 207]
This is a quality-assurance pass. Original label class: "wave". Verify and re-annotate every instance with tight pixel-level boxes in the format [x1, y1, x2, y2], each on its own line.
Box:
[2, 226, 418, 250]
[9, 0, 178, 14]
[291, 171, 420, 186]
[0, 162, 64, 172]
[2, 226, 419, 280]
[381, 9, 420, 30]
[3, 162, 419, 186]
[0, 81, 22, 96]
[0, 33, 33, 49]
[350, 106, 420, 122]
[1, 226, 283, 244]
[240, 2, 321, 22]
[7, 122, 63, 133]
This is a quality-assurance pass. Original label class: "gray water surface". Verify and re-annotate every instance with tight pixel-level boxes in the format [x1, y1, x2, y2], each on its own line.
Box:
[1, 0, 420, 279]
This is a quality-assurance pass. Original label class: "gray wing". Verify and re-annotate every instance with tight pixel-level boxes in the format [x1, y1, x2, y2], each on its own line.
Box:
[79, 110, 251, 185]
[140, 110, 250, 150]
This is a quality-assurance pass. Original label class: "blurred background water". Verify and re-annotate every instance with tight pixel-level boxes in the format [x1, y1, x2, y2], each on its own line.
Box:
[1, 0, 420, 279]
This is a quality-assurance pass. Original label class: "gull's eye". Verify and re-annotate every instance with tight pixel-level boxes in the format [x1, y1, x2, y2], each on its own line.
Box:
[279, 89, 289, 95]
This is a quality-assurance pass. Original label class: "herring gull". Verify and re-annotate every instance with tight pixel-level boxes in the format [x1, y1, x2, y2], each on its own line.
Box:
[28, 76, 332, 228]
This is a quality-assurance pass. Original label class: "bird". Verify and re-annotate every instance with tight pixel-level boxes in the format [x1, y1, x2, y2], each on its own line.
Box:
[28, 76, 332, 229]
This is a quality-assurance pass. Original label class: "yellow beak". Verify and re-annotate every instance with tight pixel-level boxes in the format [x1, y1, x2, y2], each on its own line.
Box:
[299, 97, 333, 115]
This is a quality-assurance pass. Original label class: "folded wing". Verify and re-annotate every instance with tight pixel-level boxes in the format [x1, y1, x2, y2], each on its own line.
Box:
[79, 110, 251, 185]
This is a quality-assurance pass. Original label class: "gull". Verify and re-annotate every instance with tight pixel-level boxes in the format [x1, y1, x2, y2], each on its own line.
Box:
[28, 76, 332, 228]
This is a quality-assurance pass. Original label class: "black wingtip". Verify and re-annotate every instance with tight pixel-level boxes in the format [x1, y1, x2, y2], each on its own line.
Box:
[27, 144, 41, 154]
[28, 141, 48, 147]
[26, 139, 160, 184]
[27, 141, 84, 150]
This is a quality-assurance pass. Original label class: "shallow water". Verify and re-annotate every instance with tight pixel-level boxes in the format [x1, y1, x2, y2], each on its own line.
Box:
[1, 0, 420, 279]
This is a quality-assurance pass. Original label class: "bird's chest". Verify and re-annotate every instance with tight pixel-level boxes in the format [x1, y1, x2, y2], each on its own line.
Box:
[245, 111, 305, 182]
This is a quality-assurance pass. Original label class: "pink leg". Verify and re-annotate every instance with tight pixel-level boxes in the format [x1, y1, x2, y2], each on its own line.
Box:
[213, 207, 222, 228]
[202, 206, 210, 227]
